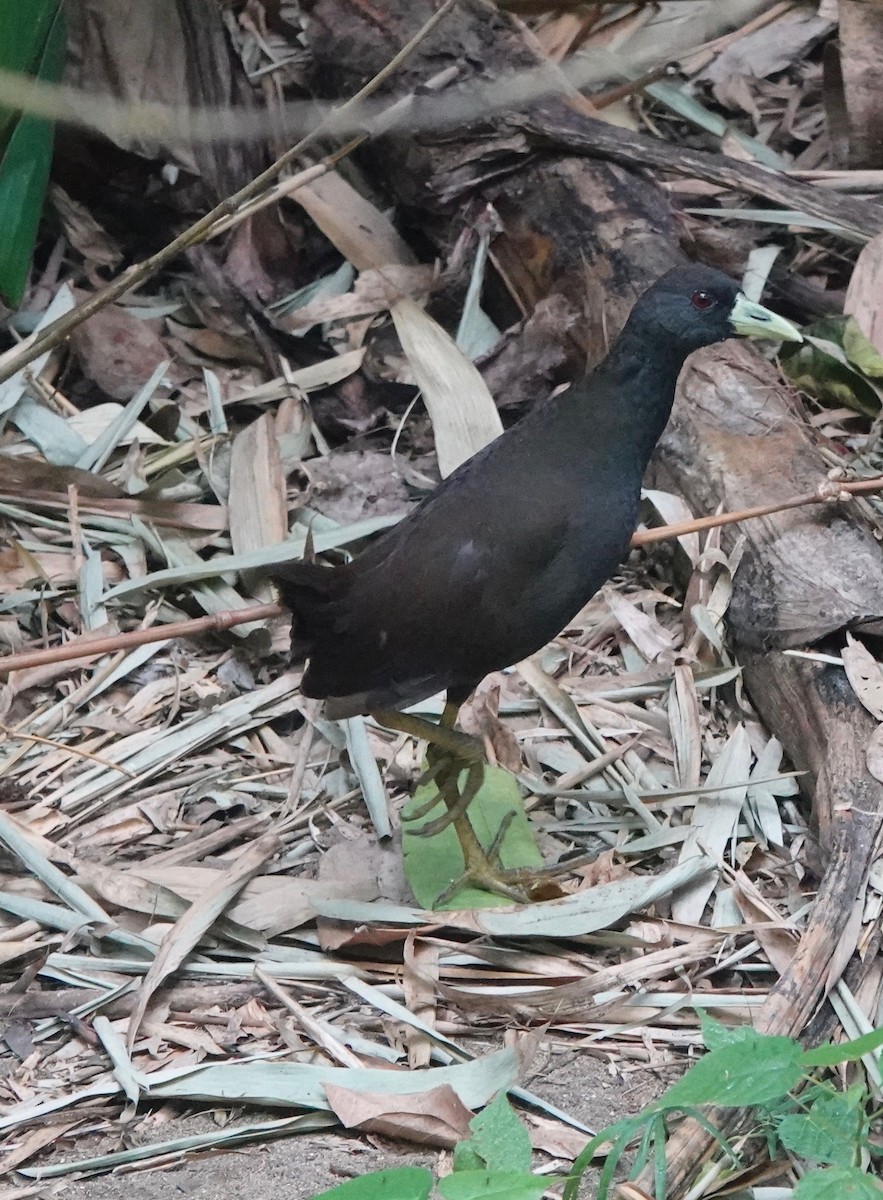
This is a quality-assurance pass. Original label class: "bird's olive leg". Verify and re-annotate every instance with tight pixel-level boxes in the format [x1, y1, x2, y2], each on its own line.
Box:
[420, 763, 535, 905]
[369, 708, 484, 762]
[371, 707, 558, 903]
[371, 705, 485, 825]
[484, 810, 517, 861]
[417, 758, 485, 837]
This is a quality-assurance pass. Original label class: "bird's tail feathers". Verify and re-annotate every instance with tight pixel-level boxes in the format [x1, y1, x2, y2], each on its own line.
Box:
[270, 560, 350, 660]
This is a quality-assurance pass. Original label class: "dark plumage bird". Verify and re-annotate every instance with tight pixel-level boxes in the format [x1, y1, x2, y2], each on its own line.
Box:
[273, 264, 801, 900]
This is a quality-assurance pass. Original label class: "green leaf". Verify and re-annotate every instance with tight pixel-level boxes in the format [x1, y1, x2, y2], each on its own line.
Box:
[453, 1094, 532, 1175]
[776, 1089, 866, 1166]
[0, 2, 66, 306]
[657, 1034, 803, 1110]
[780, 316, 882, 417]
[843, 317, 883, 378]
[698, 1011, 756, 1052]
[0, 1, 59, 72]
[452, 1144, 484, 1174]
[402, 764, 542, 909]
[309, 1167, 434, 1200]
[793, 1166, 883, 1199]
[0, 0, 60, 141]
[438, 1171, 548, 1200]
[802, 1025, 883, 1067]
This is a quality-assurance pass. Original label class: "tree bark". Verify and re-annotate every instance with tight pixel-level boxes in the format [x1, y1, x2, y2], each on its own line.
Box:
[839, 0, 883, 167]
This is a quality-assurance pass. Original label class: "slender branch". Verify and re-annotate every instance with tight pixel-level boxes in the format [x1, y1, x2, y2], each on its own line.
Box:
[632, 474, 883, 546]
[0, 0, 458, 387]
[2, 475, 879, 678]
[2, 604, 284, 675]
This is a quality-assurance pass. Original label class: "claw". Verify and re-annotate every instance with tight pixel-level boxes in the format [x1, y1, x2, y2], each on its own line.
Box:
[374, 703, 591, 906]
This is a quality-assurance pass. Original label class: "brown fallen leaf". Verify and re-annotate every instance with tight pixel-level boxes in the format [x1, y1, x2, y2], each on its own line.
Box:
[0, 548, 124, 592]
[403, 932, 438, 1069]
[0, 1118, 81, 1173]
[730, 871, 799, 975]
[324, 1081, 473, 1148]
[526, 1112, 601, 1161]
[0, 455, 124, 497]
[70, 299, 181, 400]
[461, 682, 522, 773]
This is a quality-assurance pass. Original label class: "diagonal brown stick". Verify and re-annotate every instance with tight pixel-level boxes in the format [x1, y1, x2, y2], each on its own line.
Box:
[1, 474, 879, 677]
[632, 473, 883, 546]
[0, 0, 458, 388]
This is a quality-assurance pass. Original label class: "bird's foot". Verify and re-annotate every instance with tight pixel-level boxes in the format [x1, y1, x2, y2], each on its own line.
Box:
[435, 830, 580, 905]
[435, 808, 596, 906]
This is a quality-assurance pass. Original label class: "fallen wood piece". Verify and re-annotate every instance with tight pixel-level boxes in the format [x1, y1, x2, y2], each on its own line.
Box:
[306, 0, 683, 368]
[0, 981, 262, 1020]
[653, 343, 883, 650]
[627, 651, 883, 1198]
[517, 98, 883, 238]
[838, 0, 883, 169]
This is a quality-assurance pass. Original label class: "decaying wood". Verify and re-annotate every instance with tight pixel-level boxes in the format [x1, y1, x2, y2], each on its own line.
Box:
[518, 98, 883, 238]
[306, 0, 682, 370]
[627, 653, 883, 1198]
[838, 0, 883, 168]
[653, 345, 883, 652]
[0, 980, 262, 1020]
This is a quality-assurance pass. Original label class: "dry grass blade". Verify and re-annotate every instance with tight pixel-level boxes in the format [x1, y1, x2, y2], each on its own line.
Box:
[391, 297, 504, 476]
[292, 167, 503, 474]
[125, 831, 281, 1048]
[228, 413, 288, 602]
[673, 726, 753, 927]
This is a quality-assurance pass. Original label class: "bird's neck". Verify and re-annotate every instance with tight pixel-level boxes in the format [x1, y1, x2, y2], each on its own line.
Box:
[586, 326, 690, 464]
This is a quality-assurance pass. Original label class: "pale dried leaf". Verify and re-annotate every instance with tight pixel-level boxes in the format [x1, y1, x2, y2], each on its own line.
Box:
[846, 231, 883, 354]
[391, 298, 503, 477]
[125, 832, 280, 1048]
[843, 632, 883, 722]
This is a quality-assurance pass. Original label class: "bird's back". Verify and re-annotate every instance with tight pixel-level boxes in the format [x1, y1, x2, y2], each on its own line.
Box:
[275, 364, 661, 716]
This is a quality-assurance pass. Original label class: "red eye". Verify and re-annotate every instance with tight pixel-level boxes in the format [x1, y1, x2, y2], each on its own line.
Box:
[691, 290, 715, 310]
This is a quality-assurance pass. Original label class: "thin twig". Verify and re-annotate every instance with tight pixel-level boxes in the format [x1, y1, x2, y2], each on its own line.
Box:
[632, 474, 883, 546]
[0, 0, 459, 387]
[1, 475, 880, 677]
[2, 604, 284, 674]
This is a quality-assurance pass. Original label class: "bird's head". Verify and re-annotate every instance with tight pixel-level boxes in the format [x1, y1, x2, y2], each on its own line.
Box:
[631, 264, 803, 354]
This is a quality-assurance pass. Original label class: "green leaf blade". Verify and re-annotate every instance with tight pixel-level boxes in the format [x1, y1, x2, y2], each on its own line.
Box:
[309, 1167, 434, 1200]
[402, 765, 542, 909]
[793, 1166, 883, 1199]
[0, 1, 66, 306]
[802, 1025, 883, 1067]
[658, 1034, 803, 1110]
[453, 1094, 532, 1175]
[777, 1090, 865, 1167]
[438, 1171, 548, 1200]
